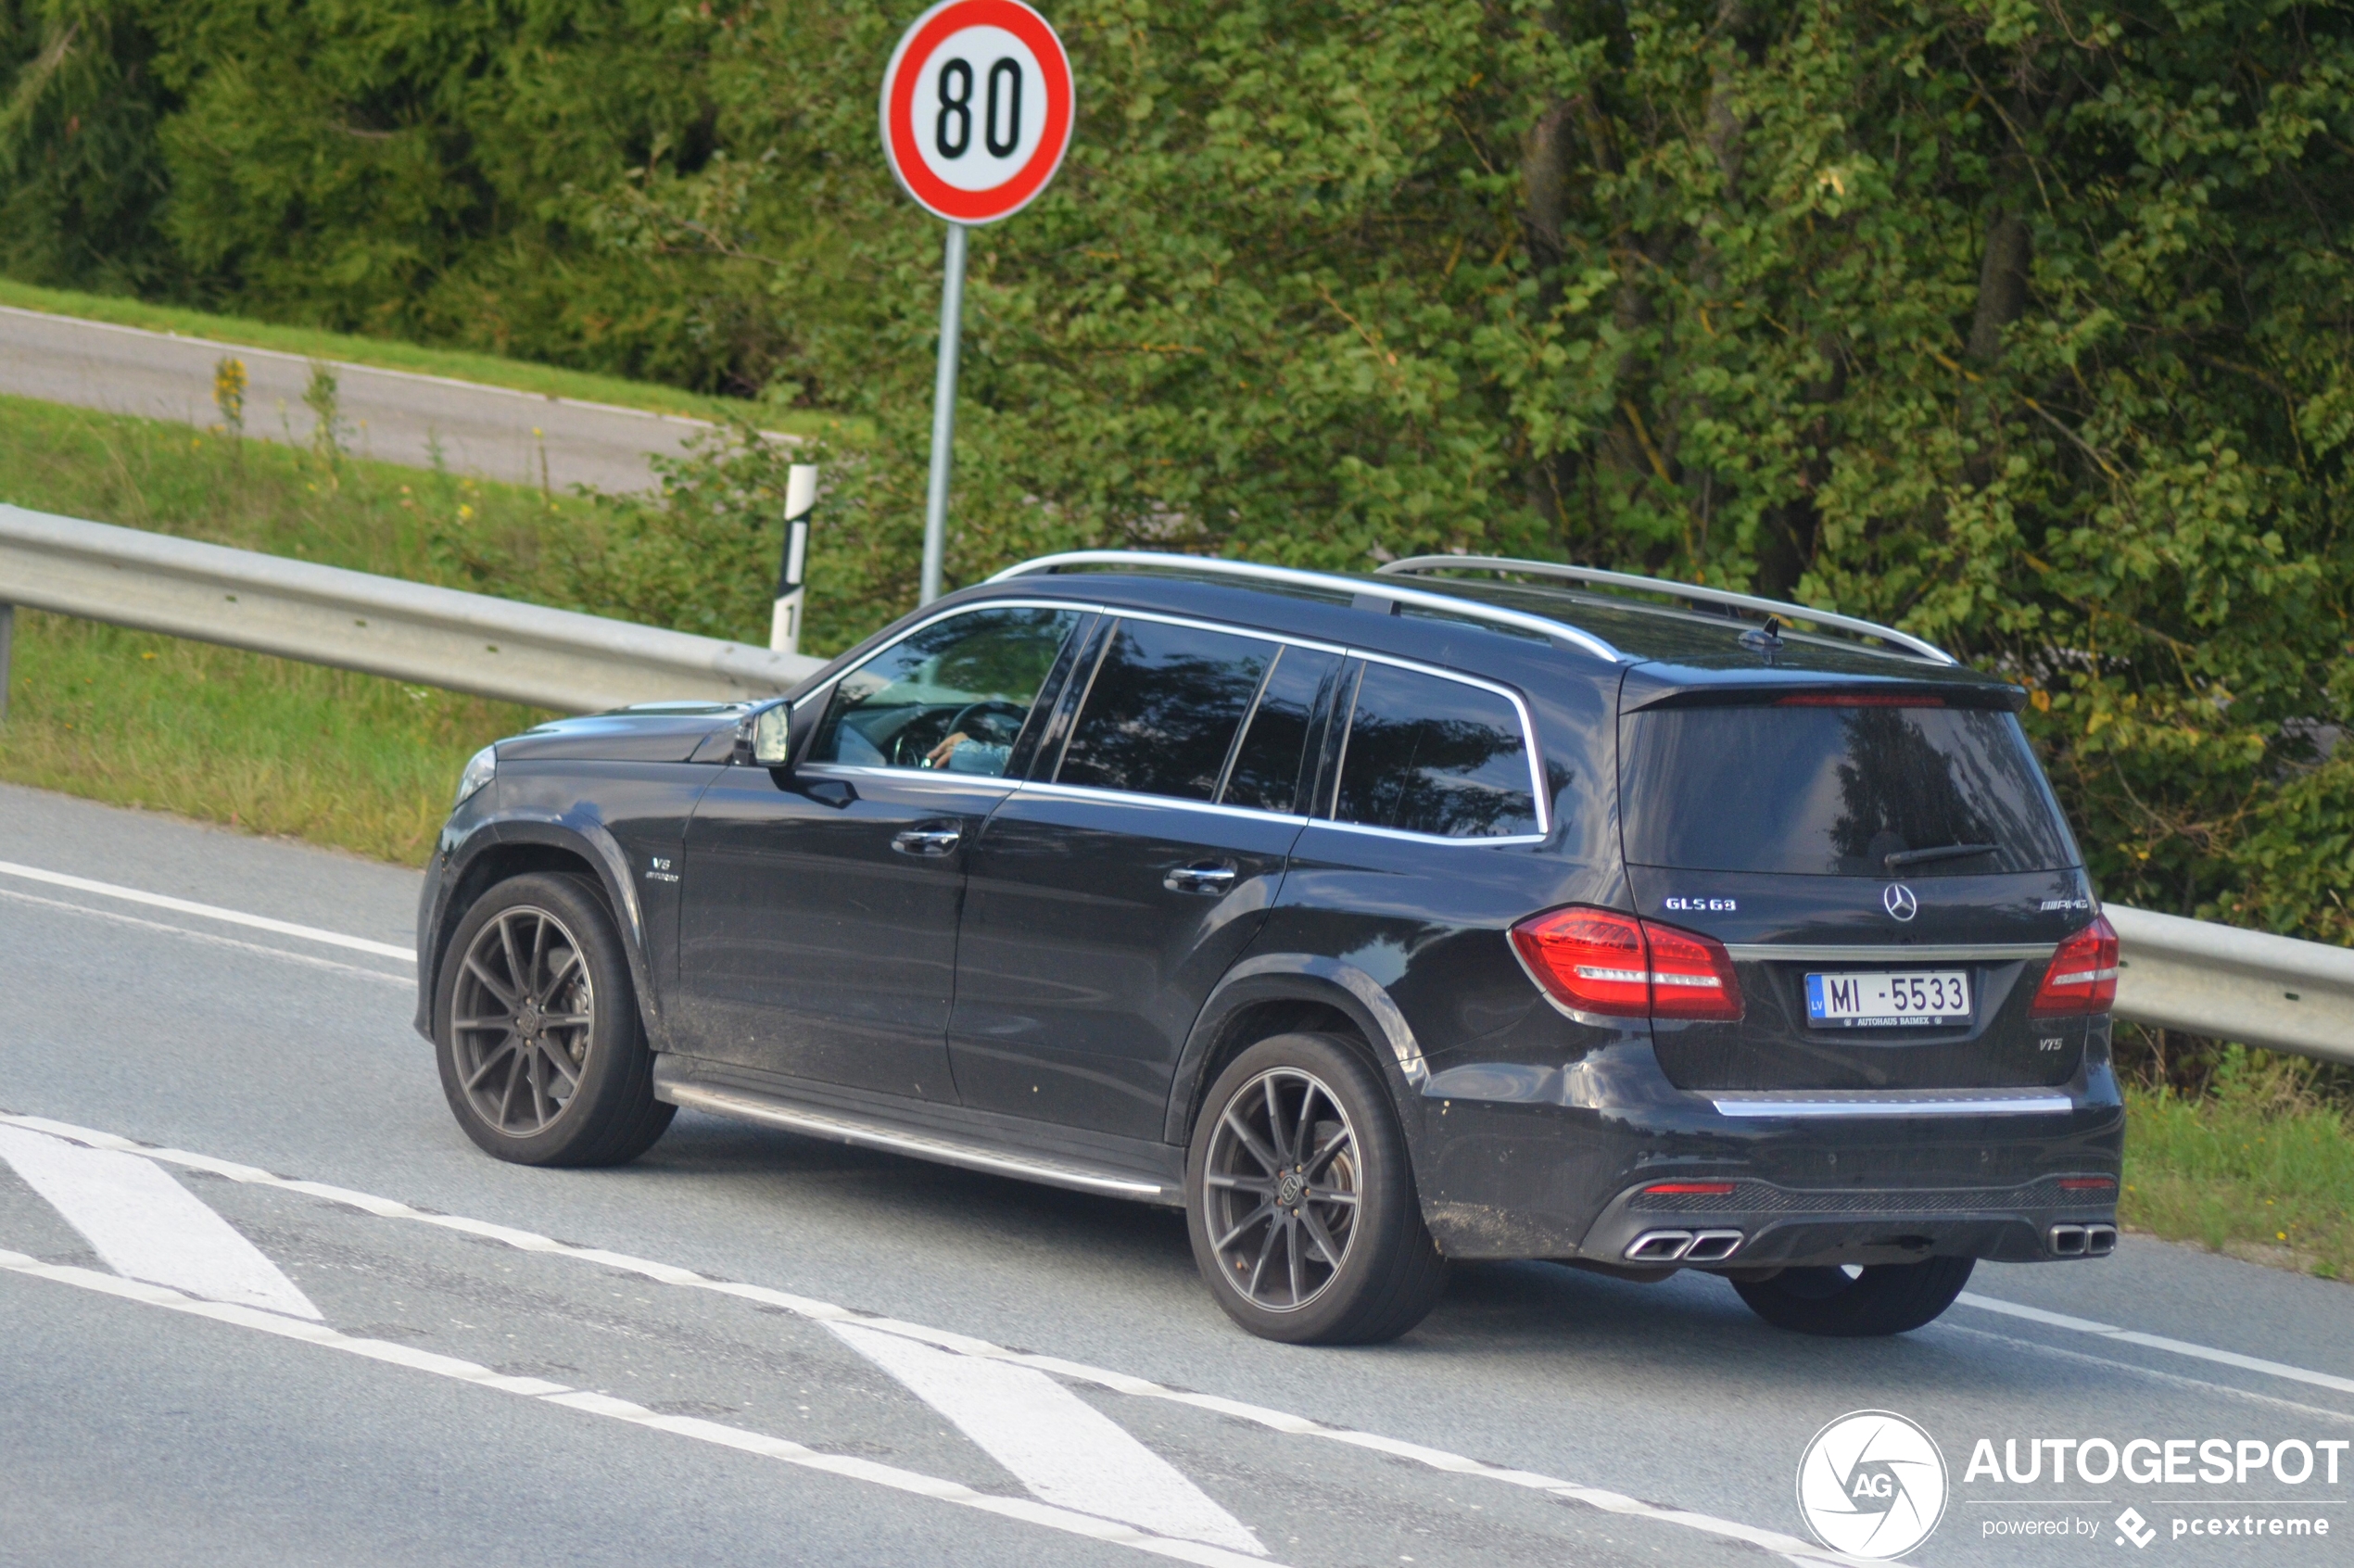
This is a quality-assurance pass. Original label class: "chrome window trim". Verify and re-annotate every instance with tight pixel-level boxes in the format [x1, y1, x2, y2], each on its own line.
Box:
[1721, 942, 2057, 963]
[1711, 1093, 2074, 1119]
[1324, 649, 1551, 844]
[796, 762, 1023, 794]
[988, 550, 1626, 664]
[1306, 818, 1550, 850]
[1015, 777, 1311, 829]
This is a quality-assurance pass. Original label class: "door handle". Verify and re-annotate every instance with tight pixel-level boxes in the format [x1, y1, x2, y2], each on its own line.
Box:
[892, 827, 963, 857]
[1164, 862, 1238, 894]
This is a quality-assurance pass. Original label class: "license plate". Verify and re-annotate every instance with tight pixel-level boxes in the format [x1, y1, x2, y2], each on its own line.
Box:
[1805, 970, 1971, 1028]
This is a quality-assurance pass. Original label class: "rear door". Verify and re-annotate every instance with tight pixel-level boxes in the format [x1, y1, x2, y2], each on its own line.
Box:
[948, 617, 1341, 1139]
[674, 605, 1085, 1100]
[1615, 690, 2096, 1091]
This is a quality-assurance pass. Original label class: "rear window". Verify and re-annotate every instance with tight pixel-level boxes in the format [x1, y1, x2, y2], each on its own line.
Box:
[1619, 703, 2077, 876]
[1057, 620, 1275, 801]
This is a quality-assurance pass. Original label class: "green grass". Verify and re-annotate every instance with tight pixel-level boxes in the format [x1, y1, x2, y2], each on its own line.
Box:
[2120, 1050, 2354, 1282]
[0, 275, 856, 439]
[2, 394, 564, 863]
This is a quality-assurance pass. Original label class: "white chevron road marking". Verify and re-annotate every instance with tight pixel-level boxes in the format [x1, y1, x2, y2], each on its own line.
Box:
[0, 1125, 320, 1318]
[832, 1321, 1265, 1556]
[0, 1248, 1274, 1568]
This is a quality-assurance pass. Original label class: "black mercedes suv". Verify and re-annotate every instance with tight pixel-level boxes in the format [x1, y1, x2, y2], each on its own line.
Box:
[414, 551, 2124, 1345]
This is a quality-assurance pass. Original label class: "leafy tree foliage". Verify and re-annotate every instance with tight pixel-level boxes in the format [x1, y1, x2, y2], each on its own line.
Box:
[3, 0, 2350, 942]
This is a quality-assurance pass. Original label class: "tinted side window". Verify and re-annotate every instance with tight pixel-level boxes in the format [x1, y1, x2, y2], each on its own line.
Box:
[808, 607, 1081, 776]
[1221, 645, 1341, 816]
[1619, 704, 2078, 875]
[1057, 620, 1274, 801]
[1332, 664, 1540, 839]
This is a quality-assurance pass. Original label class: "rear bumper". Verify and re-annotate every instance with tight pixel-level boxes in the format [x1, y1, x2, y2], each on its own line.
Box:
[1413, 1033, 2125, 1264]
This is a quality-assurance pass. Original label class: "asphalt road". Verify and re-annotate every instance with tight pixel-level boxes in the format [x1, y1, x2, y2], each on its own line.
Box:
[2, 779, 2348, 1568]
[0, 306, 761, 494]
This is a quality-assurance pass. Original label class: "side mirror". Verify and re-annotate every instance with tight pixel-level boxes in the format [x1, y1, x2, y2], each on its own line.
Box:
[751, 703, 791, 766]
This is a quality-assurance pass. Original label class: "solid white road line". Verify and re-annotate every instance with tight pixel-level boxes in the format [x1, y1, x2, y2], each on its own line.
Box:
[0, 860, 414, 961]
[831, 1321, 1266, 1556]
[1956, 1291, 2354, 1397]
[0, 1126, 320, 1318]
[0, 885, 411, 984]
[0, 1108, 1885, 1568]
[1940, 1324, 2354, 1426]
[0, 1248, 1273, 1568]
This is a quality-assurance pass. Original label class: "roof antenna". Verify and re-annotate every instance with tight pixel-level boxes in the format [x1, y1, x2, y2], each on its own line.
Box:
[1739, 614, 1786, 656]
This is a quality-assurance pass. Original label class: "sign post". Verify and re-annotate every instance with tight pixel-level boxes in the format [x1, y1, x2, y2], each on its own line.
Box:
[880, 0, 1074, 603]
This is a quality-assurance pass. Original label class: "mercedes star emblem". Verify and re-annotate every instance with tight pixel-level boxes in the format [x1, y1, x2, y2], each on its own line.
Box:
[1883, 883, 1920, 921]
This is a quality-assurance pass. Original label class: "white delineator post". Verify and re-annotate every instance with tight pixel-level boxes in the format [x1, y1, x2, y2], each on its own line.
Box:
[770, 463, 818, 656]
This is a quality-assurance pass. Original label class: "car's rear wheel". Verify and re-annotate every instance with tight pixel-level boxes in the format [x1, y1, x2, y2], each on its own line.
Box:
[434, 872, 674, 1167]
[1729, 1256, 1974, 1336]
[1185, 1032, 1447, 1345]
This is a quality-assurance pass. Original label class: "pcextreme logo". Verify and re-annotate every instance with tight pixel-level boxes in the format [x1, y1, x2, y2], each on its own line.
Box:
[1797, 1410, 1950, 1560]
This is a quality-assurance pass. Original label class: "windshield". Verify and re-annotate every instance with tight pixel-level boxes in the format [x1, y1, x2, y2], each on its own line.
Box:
[1619, 702, 2078, 876]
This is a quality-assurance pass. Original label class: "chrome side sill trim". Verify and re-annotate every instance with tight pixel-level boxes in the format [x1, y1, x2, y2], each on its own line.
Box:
[658, 1081, 1175, 1202]
[1722, 942, 2057, 964]
[1711, 1094, 2075, 1119]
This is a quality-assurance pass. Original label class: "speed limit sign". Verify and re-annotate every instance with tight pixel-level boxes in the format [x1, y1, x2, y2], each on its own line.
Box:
[880, 0, 1074, 227]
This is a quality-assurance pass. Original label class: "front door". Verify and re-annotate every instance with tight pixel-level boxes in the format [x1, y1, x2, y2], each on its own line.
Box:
[950, 618, 1341, 1139]
[674, 605, 1086, 1100]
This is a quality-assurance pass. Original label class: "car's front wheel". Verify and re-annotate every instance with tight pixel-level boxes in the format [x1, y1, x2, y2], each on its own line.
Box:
[1185, 1032, 1447, 1345]
[434, 872, 674, 1167]
[1729, 1256, 1974, 1336]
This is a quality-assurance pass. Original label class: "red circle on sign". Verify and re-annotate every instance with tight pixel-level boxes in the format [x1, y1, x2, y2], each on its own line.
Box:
[880, 0, 1073, 225]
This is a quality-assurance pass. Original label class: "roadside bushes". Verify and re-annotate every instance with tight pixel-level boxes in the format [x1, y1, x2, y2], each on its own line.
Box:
[4, 0, 2352, 946]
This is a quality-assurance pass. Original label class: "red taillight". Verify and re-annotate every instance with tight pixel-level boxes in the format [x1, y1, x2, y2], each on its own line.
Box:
[1510, 905, 1743, 1023]
[2031, 915, 2120, 1017]
[1643, 1181, 1737, 1195]
[2057, 1177, 2118, 1192]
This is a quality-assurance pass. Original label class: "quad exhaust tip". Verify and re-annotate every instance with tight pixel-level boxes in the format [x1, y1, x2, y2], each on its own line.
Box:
[2051, 1222, 2118, 1258]
[1626, 1229, 1743, 1264]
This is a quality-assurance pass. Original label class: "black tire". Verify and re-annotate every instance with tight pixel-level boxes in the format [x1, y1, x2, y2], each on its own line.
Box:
[1185, 1032, 1448, 1345]
[434, 872, 674, 1168]
[1730, 1257, 1975, 1336]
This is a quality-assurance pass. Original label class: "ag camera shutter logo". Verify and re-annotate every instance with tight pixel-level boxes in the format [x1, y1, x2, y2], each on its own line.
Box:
[1796, 1410, 1949, 1559]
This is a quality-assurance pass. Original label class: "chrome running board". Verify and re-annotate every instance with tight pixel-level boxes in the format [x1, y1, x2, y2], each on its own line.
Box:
[655, 1076, 1178, 1205]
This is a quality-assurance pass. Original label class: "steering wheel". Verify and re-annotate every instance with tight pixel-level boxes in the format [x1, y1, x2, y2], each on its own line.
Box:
[946, 699, 1030, 748]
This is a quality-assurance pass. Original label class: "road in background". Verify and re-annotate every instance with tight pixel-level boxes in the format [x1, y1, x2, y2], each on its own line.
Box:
[0, 306, 775, 494]
[2, 781, 2348, 1567]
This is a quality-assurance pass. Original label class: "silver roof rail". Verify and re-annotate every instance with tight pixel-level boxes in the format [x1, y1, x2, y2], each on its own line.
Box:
[986, 550, 1625, 664]
[1375, 554, 1956, 664]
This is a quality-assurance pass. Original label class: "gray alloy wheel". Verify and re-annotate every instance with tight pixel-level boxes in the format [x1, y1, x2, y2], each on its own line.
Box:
[1186, 1032, 1447, 1344]
[433, 872, 674, 1168]
[1200, 1067, 1362, 1312]
[449, 903, 595, 1138]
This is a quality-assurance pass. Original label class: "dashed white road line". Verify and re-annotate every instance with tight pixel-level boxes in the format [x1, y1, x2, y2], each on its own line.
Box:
[0, 1109, 1890, 1568]
[0, 1124, 319, 1318]
[1955, 1292, 2354, 1398]
[0, 884, 410, 984]
[0, 860, 413, 961]
[831, 1321, 1267, 1557]
[0, 1246, 1271, 1568]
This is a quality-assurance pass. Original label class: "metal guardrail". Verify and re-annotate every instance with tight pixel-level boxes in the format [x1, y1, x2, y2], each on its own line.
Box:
[2108, 904, 2354, 1067]
[2, 505, 2347, 1065]
[0, 504, 822, 714]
